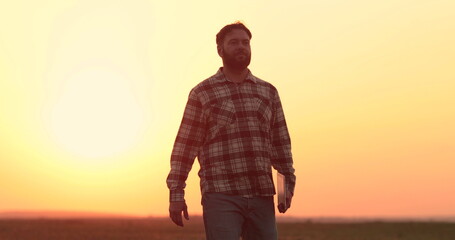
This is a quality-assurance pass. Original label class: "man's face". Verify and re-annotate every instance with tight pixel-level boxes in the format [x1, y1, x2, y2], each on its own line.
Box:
[218, 29, 251, 71]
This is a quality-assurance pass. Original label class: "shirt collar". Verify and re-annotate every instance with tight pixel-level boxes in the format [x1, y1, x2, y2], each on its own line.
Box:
[213, 67, 257, 84]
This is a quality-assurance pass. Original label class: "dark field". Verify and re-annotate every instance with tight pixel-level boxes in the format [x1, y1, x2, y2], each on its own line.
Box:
[0, 218, 454, 240]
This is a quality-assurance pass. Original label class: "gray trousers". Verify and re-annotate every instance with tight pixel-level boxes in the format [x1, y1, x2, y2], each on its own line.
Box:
[202, 192, 278, 240]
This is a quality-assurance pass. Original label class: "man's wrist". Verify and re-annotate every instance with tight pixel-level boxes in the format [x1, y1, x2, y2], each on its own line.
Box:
[170, 189, 185, 202]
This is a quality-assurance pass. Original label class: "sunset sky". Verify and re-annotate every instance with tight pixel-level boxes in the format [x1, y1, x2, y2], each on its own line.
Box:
[1, 0, 454, 218]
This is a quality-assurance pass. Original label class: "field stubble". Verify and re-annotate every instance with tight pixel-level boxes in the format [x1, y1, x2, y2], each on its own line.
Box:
[0, 217, 454, 240]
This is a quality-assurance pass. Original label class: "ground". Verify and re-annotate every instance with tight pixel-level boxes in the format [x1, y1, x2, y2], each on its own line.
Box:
[0, 218, 454, 240]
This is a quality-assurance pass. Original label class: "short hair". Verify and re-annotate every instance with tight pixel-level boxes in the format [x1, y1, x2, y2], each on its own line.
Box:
[216, 21, 252, 46]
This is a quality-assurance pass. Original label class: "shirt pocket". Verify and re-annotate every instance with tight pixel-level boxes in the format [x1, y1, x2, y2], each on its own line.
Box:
[209, 99, 236, 127]
[254, 97, 273, 124]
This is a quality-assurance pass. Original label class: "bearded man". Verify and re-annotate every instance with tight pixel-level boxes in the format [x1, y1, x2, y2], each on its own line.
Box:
[166, 22, 296, 240]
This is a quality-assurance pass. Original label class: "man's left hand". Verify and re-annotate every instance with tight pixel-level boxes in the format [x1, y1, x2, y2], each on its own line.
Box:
[278, 193, 292, 213]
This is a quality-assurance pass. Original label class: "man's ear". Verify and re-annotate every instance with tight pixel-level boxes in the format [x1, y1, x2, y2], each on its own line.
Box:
[217, 45, 223, 57]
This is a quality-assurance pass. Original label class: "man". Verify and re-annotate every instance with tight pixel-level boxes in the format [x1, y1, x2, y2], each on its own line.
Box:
[166, 22, 296, 240]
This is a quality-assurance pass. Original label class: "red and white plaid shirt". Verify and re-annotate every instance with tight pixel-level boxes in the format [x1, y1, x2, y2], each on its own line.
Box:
[167, 68, 296, 201]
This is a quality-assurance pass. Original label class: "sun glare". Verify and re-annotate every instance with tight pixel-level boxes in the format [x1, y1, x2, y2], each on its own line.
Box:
[50, 68, 144, 159]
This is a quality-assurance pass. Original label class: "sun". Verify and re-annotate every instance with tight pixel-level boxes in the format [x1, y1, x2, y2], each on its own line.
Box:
[50, 67, 144, 159]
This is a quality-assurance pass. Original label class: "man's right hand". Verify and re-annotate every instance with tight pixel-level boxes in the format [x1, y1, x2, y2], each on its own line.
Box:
[169, 201, 189, 227]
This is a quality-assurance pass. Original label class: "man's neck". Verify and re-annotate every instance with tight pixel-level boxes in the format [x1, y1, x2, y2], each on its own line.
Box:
[222, 66, 249, 83]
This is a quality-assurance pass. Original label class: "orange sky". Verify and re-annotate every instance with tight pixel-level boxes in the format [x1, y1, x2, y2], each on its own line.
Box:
[1, 0, 454, 218]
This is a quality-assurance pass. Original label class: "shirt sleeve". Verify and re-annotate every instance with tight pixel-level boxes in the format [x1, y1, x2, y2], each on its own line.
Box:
[166, 89, 206, 202]
[270, 90, 296, 196]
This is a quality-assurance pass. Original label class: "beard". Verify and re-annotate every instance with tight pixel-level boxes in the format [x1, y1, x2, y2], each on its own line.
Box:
[222, 49, 251, 71]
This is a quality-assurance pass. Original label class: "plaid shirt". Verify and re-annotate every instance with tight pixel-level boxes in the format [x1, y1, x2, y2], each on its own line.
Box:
[167, 68, 296, 202]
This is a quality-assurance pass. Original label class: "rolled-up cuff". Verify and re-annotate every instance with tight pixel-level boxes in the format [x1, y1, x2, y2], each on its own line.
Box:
[170, 189, 185, 202]
[285, 175, 296, 197]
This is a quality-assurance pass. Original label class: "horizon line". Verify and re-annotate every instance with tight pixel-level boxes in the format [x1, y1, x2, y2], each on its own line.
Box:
[1, 210, 454, 222]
